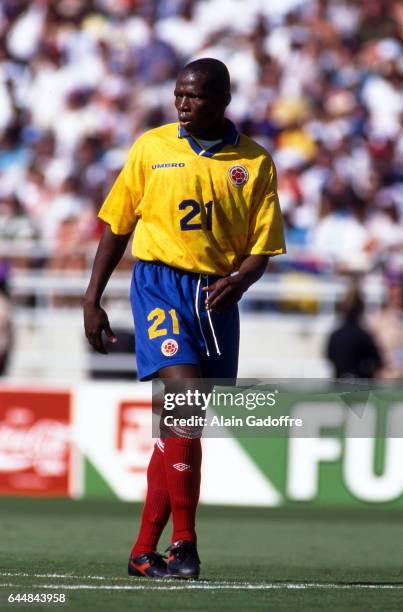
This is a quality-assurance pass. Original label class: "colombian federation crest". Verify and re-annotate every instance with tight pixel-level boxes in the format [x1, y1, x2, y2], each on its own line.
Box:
[228, 165, 249, 187]
[161, 338, 179, 357]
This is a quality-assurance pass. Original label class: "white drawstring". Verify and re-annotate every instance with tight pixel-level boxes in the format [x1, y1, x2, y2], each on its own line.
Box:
[196, 274, 222, 357]
[205, 287, 222, 356]
[195, 276, 210, 356]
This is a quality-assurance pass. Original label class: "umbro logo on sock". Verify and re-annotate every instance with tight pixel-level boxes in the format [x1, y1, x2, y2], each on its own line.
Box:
[173, 463, 191, 471]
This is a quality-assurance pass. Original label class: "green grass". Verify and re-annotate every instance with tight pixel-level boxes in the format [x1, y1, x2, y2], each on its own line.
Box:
[0, 498, 402, 611]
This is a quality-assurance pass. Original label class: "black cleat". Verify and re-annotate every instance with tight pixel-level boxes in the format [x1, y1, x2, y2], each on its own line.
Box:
[166, 540, 201, 579]
[128, 552, 169, 579]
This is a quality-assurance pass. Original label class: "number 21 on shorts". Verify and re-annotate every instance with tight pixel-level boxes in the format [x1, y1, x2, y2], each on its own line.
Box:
[147, 307, 180, 339]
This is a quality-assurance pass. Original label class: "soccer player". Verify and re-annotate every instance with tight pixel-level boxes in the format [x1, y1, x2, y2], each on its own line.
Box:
[84, 58, 285, 579]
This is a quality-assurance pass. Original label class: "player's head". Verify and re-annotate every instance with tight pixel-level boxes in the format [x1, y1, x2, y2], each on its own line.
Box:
[174, 58, 231, 139]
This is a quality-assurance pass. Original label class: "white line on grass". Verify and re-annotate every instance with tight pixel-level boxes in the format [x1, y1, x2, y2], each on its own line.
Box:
[1, 581, 403, 591]
[0, 572, 107, 580]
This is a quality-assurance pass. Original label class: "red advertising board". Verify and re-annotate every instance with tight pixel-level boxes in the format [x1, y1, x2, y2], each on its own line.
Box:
[116, 400, 154, 476]
[0, 389, 72, 496]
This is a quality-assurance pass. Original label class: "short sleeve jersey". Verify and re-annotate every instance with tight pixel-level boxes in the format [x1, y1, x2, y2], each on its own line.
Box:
[98, 120, 286, 276]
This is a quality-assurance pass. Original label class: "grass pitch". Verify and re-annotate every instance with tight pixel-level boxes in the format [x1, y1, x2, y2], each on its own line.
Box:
[0, 498, 402, 611]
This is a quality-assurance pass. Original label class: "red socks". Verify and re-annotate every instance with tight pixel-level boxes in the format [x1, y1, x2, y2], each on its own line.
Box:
[163, 437, 202, 543]
[131, 441, 170, 557]
[131, 437, 202, 556]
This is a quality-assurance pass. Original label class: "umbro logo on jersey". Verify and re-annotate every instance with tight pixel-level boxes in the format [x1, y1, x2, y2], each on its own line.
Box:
[152, 163, 185, 169]
[173, 463, 191, 471]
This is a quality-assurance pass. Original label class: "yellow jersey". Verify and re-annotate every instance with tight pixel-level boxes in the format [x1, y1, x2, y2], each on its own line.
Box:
[98, 120, 286, 276]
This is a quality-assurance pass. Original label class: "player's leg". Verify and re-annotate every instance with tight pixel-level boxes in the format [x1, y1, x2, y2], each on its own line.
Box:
[153, 281, 239, 578]
[128, 262, 202, 577]
[159, 363, 208, 579]
[128, 439, 171, 577]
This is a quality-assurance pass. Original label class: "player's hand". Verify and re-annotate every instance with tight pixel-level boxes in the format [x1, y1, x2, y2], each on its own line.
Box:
[83, 303, 117, 354]
[203, 275, 247, 312]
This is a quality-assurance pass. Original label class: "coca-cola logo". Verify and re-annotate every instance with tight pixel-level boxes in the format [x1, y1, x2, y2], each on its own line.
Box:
[0, 408, 69, 477]
[116, 402, 153, 475]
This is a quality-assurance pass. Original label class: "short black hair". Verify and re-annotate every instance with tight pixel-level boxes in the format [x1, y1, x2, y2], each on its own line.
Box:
[180, 58, 231, 97]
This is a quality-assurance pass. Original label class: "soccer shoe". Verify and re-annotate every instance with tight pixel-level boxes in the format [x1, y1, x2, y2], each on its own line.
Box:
[128, 552, 169, 578]
[166, 540, 201, 579]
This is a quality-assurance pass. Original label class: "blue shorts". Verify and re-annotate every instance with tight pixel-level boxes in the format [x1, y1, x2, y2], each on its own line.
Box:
[130, 261, 239, 381]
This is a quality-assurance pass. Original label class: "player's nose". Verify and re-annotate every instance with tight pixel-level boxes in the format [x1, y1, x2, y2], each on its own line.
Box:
[178, 96, 190, 110]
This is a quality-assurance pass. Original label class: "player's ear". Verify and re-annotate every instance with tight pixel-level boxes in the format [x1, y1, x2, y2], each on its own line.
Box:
[225, 93, 231, 107]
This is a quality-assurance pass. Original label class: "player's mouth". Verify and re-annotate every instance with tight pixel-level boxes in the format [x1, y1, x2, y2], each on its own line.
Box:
[178, 114, 193, 126]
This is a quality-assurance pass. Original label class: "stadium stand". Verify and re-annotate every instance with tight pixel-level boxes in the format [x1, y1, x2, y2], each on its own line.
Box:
[0, 0, 402, 378]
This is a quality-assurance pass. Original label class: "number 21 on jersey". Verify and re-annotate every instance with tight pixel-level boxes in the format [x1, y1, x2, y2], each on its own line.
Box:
[179, 199, 213, 231]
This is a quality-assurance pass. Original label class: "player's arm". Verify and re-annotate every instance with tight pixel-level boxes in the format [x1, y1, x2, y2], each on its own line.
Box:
[204, 156, 285, 312]
[203, 254, 269, 313]
[84, 224, 132, 353]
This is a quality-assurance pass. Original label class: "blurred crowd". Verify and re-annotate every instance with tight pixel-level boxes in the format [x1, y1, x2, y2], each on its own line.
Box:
[0, 0, 402, 273]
